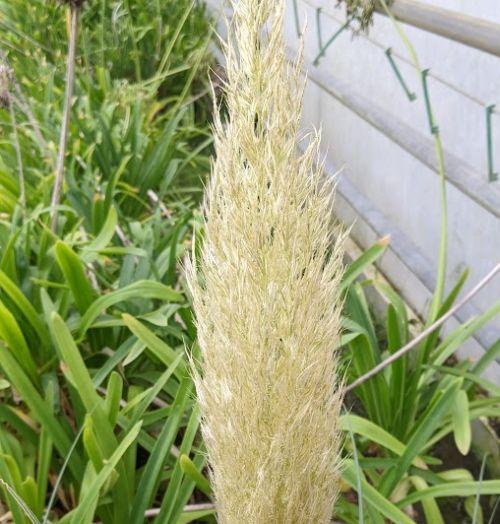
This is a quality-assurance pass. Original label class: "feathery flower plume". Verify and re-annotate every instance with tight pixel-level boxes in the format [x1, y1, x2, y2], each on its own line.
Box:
[188, 1, 345, 522]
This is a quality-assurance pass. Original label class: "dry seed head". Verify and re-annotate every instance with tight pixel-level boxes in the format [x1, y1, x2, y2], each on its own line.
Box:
[57, 0, 87, 6]
[51, 0, 87, 8]
[0, 63, 13, 109]
[337, 0, 394, 32]
[187, 1, 345, 522]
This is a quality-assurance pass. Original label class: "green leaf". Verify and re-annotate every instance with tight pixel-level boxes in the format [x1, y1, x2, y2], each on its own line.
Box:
[425, 400, 500, 453]
[424, 363, 500, 397]
[452, 389, 471, 455]
[430, 302, 500, 369]
[178, 509, 215, 523]
[82, 246, 147, 257]
[466, 496, 484, 524]
[380, 379, 461, 496]
[158, 406, 202, 523]
[339, 415, 426, 469]
[179, 454, 212, 497]
[374, 280, 408, 345]
[92, 338, 140, 387]
[0, 299, 38, 383]
[0, 478, 40, 524]
[386, 303, 406, 434]
[37, 384, 54, 516]
[397, 480, 500, 508]
[54, 241, 97, 315]
[71, 422, 142, 524]
[122, 314, 186, 378]
[49, 312, 102, 411]
[121, 352, 183, 425]
[342, 460, 415, 524]
[341, 236, 390, 292]
[0, 347, 83, 479]
[129, 377, 192, 524]
[79, 280, 183, 335]
[48, 313, 131, 521]
[409, 476, 444, 524]
[422, 268, 469, 355]
[104, 372, 123, 428]
[347, 330, 390, 430]
[81, 206, 118, 263]
[0, 270, 48, 343]
[82, 415, 106, 473]
[470, 340, 500, 383]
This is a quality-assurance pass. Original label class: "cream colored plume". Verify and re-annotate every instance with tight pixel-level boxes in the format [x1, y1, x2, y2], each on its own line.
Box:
[187, 1, 345, 522]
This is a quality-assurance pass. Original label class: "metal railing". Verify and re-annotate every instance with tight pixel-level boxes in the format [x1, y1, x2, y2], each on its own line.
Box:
[375, 0, 500, 58]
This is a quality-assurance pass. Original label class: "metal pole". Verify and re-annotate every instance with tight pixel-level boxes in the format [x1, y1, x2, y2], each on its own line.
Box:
[375, 0, 500, 58]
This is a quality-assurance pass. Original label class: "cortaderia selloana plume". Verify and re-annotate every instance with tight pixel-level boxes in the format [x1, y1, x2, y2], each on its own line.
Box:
[187, 1, 346, 522]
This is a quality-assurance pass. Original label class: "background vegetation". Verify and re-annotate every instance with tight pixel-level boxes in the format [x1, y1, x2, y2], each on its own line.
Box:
[0, 1, 498, 523]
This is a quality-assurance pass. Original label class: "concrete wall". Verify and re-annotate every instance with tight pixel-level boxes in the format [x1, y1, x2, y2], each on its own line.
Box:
[206, 0, 500, 374]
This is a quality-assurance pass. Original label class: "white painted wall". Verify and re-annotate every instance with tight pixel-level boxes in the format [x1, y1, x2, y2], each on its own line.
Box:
[206, 0, 500, 367]
[282, 0, 499, 333]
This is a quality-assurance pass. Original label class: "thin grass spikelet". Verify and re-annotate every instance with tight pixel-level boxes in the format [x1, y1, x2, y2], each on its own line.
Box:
[188, 1, 346, 522]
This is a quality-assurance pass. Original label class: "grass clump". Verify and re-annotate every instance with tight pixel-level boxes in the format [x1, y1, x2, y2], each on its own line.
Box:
[0, 1, 214, 522]
[188, 1, 345, 522]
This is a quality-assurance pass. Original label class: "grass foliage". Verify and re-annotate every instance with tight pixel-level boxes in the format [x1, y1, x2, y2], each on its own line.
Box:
[0, 0, 497, 523]
[0, 1, 214, 522]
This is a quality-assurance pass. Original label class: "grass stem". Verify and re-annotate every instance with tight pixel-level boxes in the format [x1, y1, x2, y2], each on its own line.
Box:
[49, 5, 79, 233]
[7, 91, 25, 209]
[378, 0, 448, 323]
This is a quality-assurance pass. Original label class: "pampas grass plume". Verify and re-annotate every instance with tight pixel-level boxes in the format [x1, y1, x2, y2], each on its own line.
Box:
[188, 1, 345, 522]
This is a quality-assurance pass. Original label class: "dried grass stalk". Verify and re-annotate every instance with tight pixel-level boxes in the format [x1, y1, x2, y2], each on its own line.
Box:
[188, 1, 345, 522]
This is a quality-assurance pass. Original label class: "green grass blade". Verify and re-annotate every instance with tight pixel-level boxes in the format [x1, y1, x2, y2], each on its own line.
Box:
[470, 340, 500, 381]
[0, 346, 83, 479]
[129, 377, 192, 524]
[104, 371, 123, 428]
[0, 479, 40, 524]
[339, 414, 426, 469]
[54, 241, 97, 315]
[410, 476, 444, 524]
[380, 379, 461, 496]
[342, 460, 415, 524]
[121, 352, 184, 426]
[341, 236, 389, 293]
[0, 299, 38, 382]
[452, 389, 471, 455]
[0, 270, 48, 342]
[161, 453, 208, 524]
[122, 314, 186, 378]
[49, 313, 131, 520]
[179, 454, 212, 497]
[81, 206, 117, 261]
[178, 508, 215, 523]
[49, 312, 102, 411]
[397, 480, 500, 508]
[79, 280, 183, 336]
[157, 406, 202, 523]
[70, 422, 142, 524]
